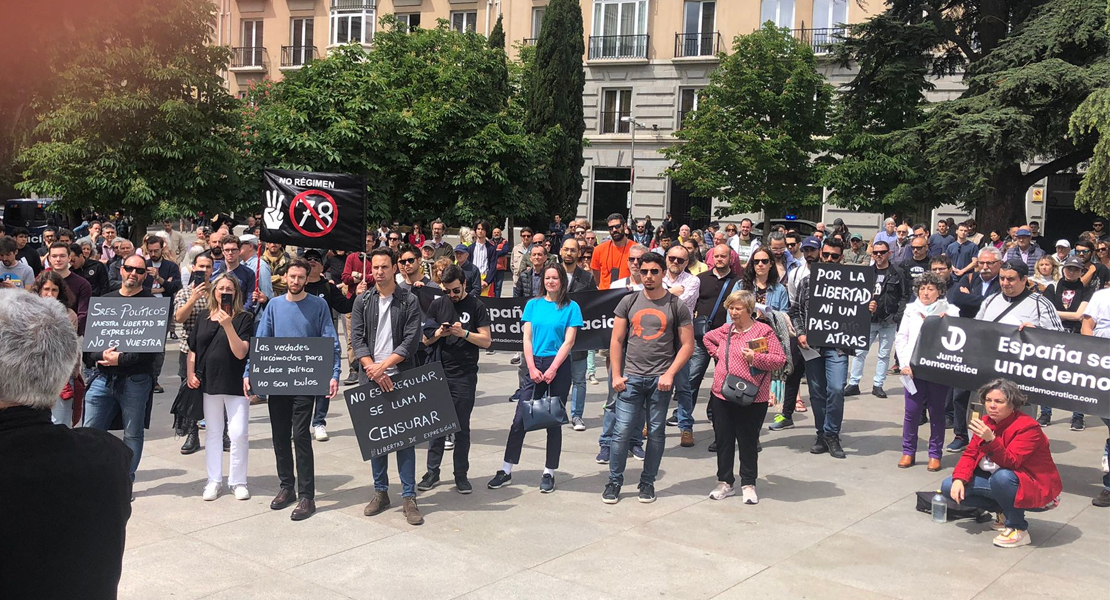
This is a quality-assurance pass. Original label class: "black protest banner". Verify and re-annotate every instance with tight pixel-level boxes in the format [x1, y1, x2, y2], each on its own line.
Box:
[911, 316, 1109, 419]
[260, 168, 365, 251]
[344, 362, 460, 461]
[248, 337, 333, 395]
[484, 289, 630, 351]
[83, 297, 172, 353]
[805, 263, 875, 351]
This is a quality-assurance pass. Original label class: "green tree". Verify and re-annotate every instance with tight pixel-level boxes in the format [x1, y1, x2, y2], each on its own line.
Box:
[1069, 2, 1110, 215]
[488, 15, 510, 108]
[663, 23, 833, 217]
[825, 0, 1108, 232]
[244, 20, 545, 227]
[524, 0, 586, 223]
[15, 0, 246, 239]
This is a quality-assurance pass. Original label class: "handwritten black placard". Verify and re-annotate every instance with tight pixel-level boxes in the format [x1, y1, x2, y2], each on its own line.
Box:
[805, 263, 875, 351]
[83, 297, 172, 353]
[248, 337, 333, 395]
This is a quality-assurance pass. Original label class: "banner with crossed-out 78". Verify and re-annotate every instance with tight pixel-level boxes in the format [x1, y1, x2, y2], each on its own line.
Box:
[260, 169, 366, 252]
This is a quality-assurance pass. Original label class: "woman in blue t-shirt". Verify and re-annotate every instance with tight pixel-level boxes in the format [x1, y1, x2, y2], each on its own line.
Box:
[488, 264, 583, 494]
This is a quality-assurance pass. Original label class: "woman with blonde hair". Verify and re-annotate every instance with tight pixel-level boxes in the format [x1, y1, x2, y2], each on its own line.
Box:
[1030, 256, 1057, 291]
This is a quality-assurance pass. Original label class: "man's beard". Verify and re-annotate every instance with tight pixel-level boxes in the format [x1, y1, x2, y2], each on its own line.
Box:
[610, 230, 624, 242]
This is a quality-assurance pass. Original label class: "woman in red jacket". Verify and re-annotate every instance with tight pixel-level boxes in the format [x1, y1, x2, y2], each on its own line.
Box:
[941, 378, 1062, 548]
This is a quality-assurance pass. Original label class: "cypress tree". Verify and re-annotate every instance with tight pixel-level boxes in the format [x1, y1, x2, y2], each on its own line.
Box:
[525, 0, 585, 223]
[488, 14, 505, 49]
[487, 14, 509, 107]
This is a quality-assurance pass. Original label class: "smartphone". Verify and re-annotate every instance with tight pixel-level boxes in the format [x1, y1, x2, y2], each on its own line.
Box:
[441, 322, 452, 329]
[220, 293, 233, 314]
[190, 271, 206, 287]
[968, 398, 984, 423]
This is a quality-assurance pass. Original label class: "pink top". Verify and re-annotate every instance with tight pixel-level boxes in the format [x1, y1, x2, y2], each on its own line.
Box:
[702, 320, 786, 403]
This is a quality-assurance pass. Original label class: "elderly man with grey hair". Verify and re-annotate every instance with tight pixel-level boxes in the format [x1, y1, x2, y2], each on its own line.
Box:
[0, 290, 133, 600]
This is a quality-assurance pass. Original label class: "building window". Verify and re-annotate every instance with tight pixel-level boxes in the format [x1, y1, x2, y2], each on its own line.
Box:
[679, 1, 715, 56]
[331, 2, 374, 45]
[811, 0, 847, 29]
[759, 0, 794, 28]
[600, 89, 632, 134]
[678, 87, 701, 129]
[590, 0, 649, 59]
[669, 180, 711, 230]
[451, 11, 478, 33]
[396, 13, 421, 31]
[592, 167, 632, 229]
[241, 20, 264, 67]
[287, 18, 315, 66]
[531, 7, 546, 38]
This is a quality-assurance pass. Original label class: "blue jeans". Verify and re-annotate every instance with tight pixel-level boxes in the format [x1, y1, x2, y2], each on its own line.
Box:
[608, 375, 673, 487]
[599, 367, 643, 450]
[804, 349, 848, 437]
[586, 350, 596, 378]
[849, 321, 895, 387]
[942, 469, 1027, 530]
[313, 396, 328, 428]
[672, 361, 694, 431]
[371, 446, 417, 498]
[687, 337, 712, 406]
[84, 373, 152, 481]
[569, 357, 588, 419]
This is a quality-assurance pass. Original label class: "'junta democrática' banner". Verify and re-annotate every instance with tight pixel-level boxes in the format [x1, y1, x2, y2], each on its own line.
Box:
[485, 289, 630, 351]
[911, 316, 1109, 418]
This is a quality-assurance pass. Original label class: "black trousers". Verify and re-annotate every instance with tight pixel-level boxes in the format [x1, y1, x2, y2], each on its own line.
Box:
[952, 387, 971, 441]
[503, 356, 571, 469]
[711, 396, 769, 487]
[780, 336, 805, 420]
[427, 371, 477, 477]
[269, 395, 315, 499]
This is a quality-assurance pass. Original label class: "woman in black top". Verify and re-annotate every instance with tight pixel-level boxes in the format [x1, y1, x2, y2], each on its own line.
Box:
[187, 274, 254, 501]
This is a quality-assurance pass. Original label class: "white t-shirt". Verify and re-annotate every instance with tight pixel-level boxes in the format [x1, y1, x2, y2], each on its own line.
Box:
[1084, 288, 1110, 338]
[373, 294, 398, 375]
[473, 243, 488, 276]
[610, 277, 644, 291]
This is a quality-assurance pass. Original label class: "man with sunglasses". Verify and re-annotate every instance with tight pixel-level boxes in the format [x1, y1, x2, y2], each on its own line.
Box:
[844, 240, 907, 399]
[1093, 216, 1108, 243]
[1074, 239, 1110, 290]
[902, 235, 932, 281]
[591, 213, 632, 291]
[789, 238, 851, 459]
[597, 244, 648, 462]
[843, 233, 869, 265]
[661, 245, 700, 446]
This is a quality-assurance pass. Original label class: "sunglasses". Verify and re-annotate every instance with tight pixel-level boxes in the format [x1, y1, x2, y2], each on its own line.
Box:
[445, 286, 464, 296]
[628, 256, 642, 263]
[750, 258, 771, 265]
[608, 224, 623, 230]
[787, 242, 798, 248]
[871, 250, 888, 256]
[912, 245, 927, 250]
[639, 268, 662, 276]
[1098, 248, 1109, 253]
[1075, 249, 1091, 255]
[579, 256, 591, 262]
[821, 252, 842, 260]
[389, 237, 401, 242]
[306, 257, 321, 264]
[667, 256, 687, 264]
[398, 257, 416, 265]
[522, 234, 532, 238]
[121, 265, 144, 273]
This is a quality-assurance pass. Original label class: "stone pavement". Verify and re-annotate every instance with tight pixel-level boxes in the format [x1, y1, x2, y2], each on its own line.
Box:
[122, 344, 1109, 600]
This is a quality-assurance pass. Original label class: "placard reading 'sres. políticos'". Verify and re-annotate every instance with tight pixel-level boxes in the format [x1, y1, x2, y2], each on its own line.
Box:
[805, 263, 876, 352]
[83, 297, 173, 353]
[248, 337, 333, 395]
[344, 362, 460, 461]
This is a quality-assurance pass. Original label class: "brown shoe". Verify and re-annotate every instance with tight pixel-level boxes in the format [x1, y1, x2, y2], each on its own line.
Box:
[897, 454, 915, 469]
[642, 425, 648, 438]
[290, 497, 316, 521]
[402, 497, 424, 526]
[270, 488, 296, 510]
[927, 458, 942, 472]
[248, 395, 266, 406]
[680, 430, 695, 448]
[363, 490, 390, 516]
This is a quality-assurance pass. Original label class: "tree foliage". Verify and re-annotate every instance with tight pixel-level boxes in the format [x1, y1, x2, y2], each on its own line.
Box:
[825, 0, 1108, 230]
[524, 0, 586, 223]
[1068, 1, 1110, 215]
[15, 0, 246, 227]
[662, 23, 833, 217]
[243, 19, 545, 227]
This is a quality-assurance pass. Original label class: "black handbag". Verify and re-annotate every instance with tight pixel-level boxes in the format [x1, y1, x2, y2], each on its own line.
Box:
[693, 276, 732, 340]
[521, 383, 569, 432]
[719, 330, 768, 406]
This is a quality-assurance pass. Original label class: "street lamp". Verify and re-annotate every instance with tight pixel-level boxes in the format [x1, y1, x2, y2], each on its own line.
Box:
[620, 115, 652, 224]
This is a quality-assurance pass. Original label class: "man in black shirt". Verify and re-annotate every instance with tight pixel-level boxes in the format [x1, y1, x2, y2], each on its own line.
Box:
[418, 265, 492, 494]
[901, 237, 931, 282]
[71, 243, 109, 297]
[12, 228, 43, 276]
[688, 243, 734, 409]
[304, 249, 359, 441]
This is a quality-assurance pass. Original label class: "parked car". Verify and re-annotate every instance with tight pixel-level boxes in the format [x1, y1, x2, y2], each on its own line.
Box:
[752, 218, 818, 240]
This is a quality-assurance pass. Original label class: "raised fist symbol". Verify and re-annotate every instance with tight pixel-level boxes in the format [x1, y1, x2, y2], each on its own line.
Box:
[264, 190, 285, 230]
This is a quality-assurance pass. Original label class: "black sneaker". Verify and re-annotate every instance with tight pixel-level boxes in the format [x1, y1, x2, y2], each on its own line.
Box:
[1070, 415, 1085, 431]
[826, 435, 846, 459]
[843, 384, 861, 397]
[1036, 413, 1051, 427]
[540, 474, 555, 493]
[769, 415, 794, 431]
[595, 445, 611, 464]
[666, 414, 679, 427]
[946, 437, 969, 453]
[455, 477, 473, 494]
[487, 470, 512, 489]
[810, 434, 829, 454]
[153, 384, 165, 394]
[417, 471, 440, 491]
[707, 441, 718, 453]
[343, 372, 359, 385]
[637, 483, 656, 503]
[630, 446, 645, 461]
[872, 386, 888, 399]
[602, 482, 621, 504]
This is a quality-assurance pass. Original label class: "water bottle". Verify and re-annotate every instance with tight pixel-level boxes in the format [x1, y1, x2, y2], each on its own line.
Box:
[931, 491, 947, 523]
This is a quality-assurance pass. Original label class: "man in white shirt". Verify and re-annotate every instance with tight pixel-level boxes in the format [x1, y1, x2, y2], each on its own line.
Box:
[975, 260, 1062, 330]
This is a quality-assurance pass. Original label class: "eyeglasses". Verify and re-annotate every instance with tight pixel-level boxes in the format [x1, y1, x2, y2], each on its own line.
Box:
[398, 257, 416, 265]
[978, 260, 1000, 266]
[912, 245, 927, 251]
[639, 268, 662, 276]
[751, 258, 771, 265]
[1098, 248, 1109, 253]
[121, 265, 144, 273]
[1075, 250, 1091, 255]
[628, 256, 642, 263]
[608, 224, 623, 231]
[871, 250, 888, 256]
[445, 286, 464, 296]
[786, 242, 798, 248]
[821, 252, 842, 260]
[667, 256, 687, 264]
[389, 237, 401, 242]
[522, 233, 532, 238]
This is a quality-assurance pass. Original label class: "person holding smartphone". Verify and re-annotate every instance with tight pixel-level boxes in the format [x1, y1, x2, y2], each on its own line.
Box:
[172, 253, 215, 454]
[187, 274, 254, 502]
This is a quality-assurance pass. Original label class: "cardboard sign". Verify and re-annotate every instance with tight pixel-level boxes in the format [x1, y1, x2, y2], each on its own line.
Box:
[911, 316, 1109, 419]
[83, 297, 172, 353]
[344, 362, 459, 460]
[805, 263, 875, 351]
[248, 337, 333, 395]
[484, 289, 630, 351]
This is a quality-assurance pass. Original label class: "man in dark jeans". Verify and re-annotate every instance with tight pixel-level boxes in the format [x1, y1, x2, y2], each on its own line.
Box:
[683, 244, 734, 448]
[418, 265, 492, 495]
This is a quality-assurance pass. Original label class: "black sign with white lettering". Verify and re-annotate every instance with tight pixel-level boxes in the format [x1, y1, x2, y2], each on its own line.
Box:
[260, 168, 366, 251]
[248, 337, 332, 395]
[484, 289, 630, 351]
[83, 297, 172, 353]
[805, 264, 875, 351]
[344, 362, 460, 461]
[911, 316, 1109, 419]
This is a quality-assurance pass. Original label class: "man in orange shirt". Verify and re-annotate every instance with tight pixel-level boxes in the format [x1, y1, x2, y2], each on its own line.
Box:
[590, 213, 631, 290]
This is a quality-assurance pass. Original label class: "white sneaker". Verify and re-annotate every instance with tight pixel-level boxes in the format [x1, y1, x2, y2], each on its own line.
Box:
[202, 481, 221, 501]
[314, 425, 329, 441]
[572, 417, 586, 431]
[588, 374, 600, 386]
[741, 485, 759, 505]
[709, 481, 734, 500]
[233, 485, 251, 500]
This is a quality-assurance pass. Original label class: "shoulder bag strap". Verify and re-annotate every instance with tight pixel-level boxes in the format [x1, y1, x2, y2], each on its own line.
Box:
[705, 277, 732, 323]
[990, 292, 1027, 323]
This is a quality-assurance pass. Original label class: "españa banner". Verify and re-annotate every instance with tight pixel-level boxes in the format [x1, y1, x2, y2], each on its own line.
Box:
[260, 168, 365, 251]
[910, 316, 1109, 419]
[484, 289, 630, 351]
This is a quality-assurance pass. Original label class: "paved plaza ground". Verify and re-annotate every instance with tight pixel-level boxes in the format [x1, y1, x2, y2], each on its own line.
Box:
[120, 340, 1109, 600]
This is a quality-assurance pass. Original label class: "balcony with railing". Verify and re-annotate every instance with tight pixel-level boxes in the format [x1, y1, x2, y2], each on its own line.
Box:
[281, 46, 319, 68]
[790, 27, 845, 55]
[587, 34, 649, 60]
[674, 32, 722, 59]
[599, 111, 631, 134]
[331, 0, 375, 9]
[230, 47, 267, 71]
[522, 37, 537, 46]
